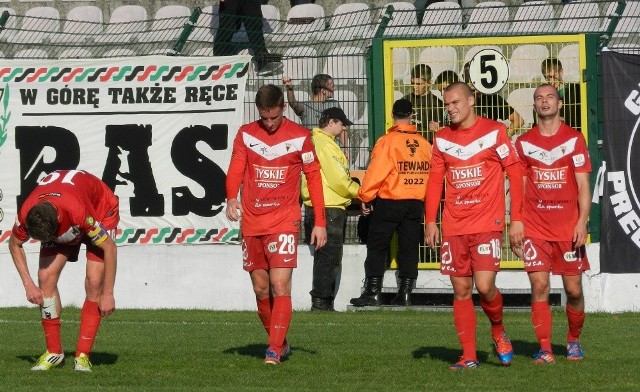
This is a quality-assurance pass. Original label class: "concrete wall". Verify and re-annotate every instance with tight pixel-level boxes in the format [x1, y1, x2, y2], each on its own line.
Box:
[1, 242, 639, 312]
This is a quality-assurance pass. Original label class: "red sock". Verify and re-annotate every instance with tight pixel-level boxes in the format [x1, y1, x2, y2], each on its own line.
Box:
[531, 300, 553, 352]
[42, 318, 62, 354]
[453, 298, 477, 361]
[256, 297, 272, 336]
[75, 300, 102, 357]
[566, 305, 585, 342]
[480, 290, 505, 340]
[269, 296, 291, 353]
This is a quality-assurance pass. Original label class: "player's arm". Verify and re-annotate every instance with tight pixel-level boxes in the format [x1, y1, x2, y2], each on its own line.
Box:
[574, 172, 591, 249]
[304, 168, 327, 250]
[8, 231, 43, 305]
[424, 143, 445, 249]
[226, 131, 248, 221]
[95, 235, 117, 316]
[505, 162, 524, 250]
[358, 139, 392, 203]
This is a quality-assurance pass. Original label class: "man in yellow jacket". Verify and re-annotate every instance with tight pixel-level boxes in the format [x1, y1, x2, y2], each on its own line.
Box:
[351, 98, 432, 307]
[302, 107, 361, 311]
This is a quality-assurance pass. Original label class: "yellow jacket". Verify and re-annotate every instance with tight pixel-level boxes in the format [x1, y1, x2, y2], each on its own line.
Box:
[302, 128, 360, 209]
[358, 123, 432, 203]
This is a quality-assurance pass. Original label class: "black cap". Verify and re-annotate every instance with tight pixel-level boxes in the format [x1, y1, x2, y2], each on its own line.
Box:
[392, 98, 414, 117]
[321, 107, 353, 126]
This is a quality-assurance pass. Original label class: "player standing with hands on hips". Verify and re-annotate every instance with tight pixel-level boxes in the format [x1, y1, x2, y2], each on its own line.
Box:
[9, 169, 119, 372]
[425, 82, 524, 370]
[513, 84, 591, 364]
[226, 84, 327, 365]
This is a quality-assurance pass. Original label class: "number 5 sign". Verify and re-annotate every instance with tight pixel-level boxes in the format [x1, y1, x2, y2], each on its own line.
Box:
[468, 48, 510, 94]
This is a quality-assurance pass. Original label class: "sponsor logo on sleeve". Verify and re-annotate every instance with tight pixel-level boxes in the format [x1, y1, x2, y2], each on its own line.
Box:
[572, 153, 585, 167]
[496, 143, 510, 159]
[302, 151, 315, 164]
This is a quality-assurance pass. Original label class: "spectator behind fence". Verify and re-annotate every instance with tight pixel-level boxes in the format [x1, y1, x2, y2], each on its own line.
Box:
[541, 57, 581, 130]
[9, 169, 119, 372]
[463, 62, 524, 137]
[213, 0, 283, 77]
[514, 84, 591, 364]
[350, 99, 432, 307]
[282, 73, 342, 132]
[434, 69, 461, 126]
[404, 64, 443, 142]
[226, 84, 327, 365]
[425, 82, 524, 370]
[301, 107, 361, 311]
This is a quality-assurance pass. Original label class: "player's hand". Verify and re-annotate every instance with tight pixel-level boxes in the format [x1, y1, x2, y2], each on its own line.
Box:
[25, 282, 44, 306]
[361, 202, 372, 216]
[573, 221, 588, 249]
[509, 220, 524, 255]
[425, 222, 439, 249]
[99, 294, 115, 317]
[226, 198, 242, 221]
[309, 226, 327, 250]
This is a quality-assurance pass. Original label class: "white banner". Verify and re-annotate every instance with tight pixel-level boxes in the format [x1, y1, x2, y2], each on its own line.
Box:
[0, 54, 251, 245]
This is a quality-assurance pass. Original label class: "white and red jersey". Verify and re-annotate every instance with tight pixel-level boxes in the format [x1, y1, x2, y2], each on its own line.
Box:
[515, 123, 591, 241]
[226, 117, 325, 236]
[427, 117, 520, 235]
[13, 170, 119, 245]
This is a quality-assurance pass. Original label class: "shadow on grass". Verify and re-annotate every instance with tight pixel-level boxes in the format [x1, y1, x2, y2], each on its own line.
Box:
[510, 339, 567, 359]
[223, 344, 317, 360]
[413, 346, 489, 363]
[18, 351, 118, 366]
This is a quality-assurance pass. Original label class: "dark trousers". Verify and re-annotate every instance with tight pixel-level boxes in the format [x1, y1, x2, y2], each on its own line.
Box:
[364, 199, 423, 279]
[213, 0, 268, 56]
[304, 206, 347, 300]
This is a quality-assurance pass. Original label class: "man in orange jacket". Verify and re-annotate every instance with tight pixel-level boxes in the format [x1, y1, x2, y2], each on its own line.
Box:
[350, 99, 432, 306]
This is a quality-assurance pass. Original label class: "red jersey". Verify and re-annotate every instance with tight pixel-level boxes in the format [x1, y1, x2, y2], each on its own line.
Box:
[226, 117, 325, 236]
[515, 123, 592, 241]
[427, 117, 520, 235]
[13, 170, 119, 245]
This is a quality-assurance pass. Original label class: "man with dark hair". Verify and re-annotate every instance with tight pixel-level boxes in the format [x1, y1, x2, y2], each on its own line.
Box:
[226, 84, 327, 364]
[282, 73, 341, 131]
[302, 107, 360, 311]
[541, 57, 581, 129]
[350, 98, 432, 307]
[404, 64, 443, 142]
[514, 83, 591, 364]
[213, 0, 282, 77]
[9, 169, 119, 372]
[463, 62, 524, 137]
[425, 82, 524, 370]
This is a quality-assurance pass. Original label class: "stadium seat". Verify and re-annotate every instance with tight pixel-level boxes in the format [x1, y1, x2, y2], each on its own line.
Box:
[95, 5, 148, 43]
[392, 47, 411, 83]
[603, 1, 640, 38]
[0, 7, 17, 42]
[506, 87, 536, 126]
[139, 5, 191, 43]
[316, 3, 372, 42]
[605, 42, 640, 55]
[322, 46, 366, 85]
[463, 45, 502, 67]
[189, 46, 214, 57]
[8, 6, 60, 44]
[261, 4, 281, 37]
[334, 89, 361, 125]
[271, 4, 325, 43]
[13, 48, 49, 59]
[555, 1, 601, 33]
[189, 5, 218, 43]
[58, 47, 93, 59]
[282, 46, 319, 85]
[418, 46, 458, 84]
[49, 5, 103, 43]
[557, 43, 580, 83]
[377, 2, 417, 37]
[463, 1, 510, 36]
[415, 1, 463, 37]
[508, 44, 550, 83]
[509, 0, 556, 35]
[102, 48, 137, 57]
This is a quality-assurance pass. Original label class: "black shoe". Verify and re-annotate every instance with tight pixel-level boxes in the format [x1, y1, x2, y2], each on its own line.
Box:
[311, 297, 335, 311]
[390, 278, 414, 306]
[349, 276, 383, 307]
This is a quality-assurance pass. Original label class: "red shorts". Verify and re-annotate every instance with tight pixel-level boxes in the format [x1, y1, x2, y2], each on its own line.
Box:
[40, 207, 119, 263]
[440, 231, 502, 276]
[522, 237, 590, 275]
[242, 232, 299, 272]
